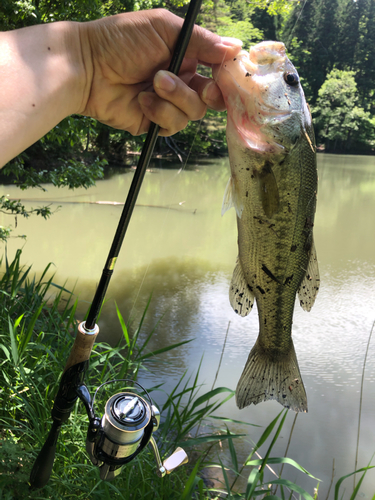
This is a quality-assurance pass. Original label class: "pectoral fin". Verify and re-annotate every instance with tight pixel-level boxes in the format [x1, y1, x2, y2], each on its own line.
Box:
[222, 176, 244, 218]
[229, 257, 254, 317]
[298, 240, 320, 311]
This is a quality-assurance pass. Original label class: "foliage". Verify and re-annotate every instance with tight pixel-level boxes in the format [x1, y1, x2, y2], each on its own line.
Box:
[0, 250, 373, 498]
[313, 69, 375, 152]
[0, 196, 55, 242]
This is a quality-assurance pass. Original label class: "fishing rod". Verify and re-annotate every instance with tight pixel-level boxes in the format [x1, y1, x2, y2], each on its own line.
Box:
[29, 0, 202, 488]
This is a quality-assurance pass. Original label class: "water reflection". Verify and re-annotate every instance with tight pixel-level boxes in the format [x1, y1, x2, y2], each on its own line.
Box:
[1, 154, 375, 498]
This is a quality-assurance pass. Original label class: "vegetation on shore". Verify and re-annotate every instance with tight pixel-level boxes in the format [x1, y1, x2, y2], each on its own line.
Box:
[1, 0, 375, 179]
[2, 0, 375, 239]
[0, 250, 373, 498]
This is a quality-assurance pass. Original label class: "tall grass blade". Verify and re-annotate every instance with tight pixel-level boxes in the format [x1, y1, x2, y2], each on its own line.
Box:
[335, 466, 375, 500]
[355, 317, 374, 488]
[115, 302, 130, 347]
[19, 302, 44, 356]
[192, 387, 235, 409]
[269, 479, 314, 500]
[245, 467, 261, 499]
[227, 430, 239, 475]
[210, 415, 260, 427]
[180, 456, 202, 500]
[182, 433, 246, 448]
[137, 339, 193, 361]
[245, 409, 285, 464]
[246, 457, 319, 481]
[257, 409, 288, 476]
[8, 316, 19, 366]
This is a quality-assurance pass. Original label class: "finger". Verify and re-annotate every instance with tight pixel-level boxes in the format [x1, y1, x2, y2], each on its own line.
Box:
[151, 10, 242, 66]
[153, 70, 207, 121]
[189, 74, 226, 112]
[187, 30, 243, 65]
[138, 91, 190, 137]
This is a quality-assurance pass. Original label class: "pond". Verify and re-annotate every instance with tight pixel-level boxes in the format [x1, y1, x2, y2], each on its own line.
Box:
[1, 154, 375, 498]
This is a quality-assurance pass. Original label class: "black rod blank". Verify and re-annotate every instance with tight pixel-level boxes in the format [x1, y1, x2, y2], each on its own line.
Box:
[85, 0, 203, 330]
[29, 2, 203, 489]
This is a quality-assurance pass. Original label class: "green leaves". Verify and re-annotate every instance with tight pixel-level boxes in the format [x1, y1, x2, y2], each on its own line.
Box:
[312, 69, 375, 151]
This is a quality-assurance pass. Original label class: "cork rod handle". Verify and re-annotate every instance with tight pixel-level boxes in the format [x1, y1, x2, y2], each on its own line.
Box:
[63, 322, 99, 374]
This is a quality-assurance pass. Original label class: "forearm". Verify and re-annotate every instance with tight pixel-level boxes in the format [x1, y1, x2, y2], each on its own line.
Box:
[0, 21, 91, 168]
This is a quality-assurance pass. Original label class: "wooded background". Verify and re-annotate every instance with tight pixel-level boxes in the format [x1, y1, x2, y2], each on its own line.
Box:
[1, 0, 375, 191]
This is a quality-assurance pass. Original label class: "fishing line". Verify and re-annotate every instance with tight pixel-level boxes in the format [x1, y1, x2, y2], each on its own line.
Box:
[127, 52, 226, 321]
[286, 0, 309, 47]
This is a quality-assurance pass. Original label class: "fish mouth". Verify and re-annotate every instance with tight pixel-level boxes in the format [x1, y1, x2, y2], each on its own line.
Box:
[249, 41, 286, 65]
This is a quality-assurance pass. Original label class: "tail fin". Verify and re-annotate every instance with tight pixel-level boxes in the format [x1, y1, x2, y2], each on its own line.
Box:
[236, 339, 308, 413]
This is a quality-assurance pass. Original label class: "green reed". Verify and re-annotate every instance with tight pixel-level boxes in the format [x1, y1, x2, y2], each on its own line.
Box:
[0, 250, 373, 499]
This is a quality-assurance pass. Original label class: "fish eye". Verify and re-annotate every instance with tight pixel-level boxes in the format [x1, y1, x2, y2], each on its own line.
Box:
[284, 72, 299, 86]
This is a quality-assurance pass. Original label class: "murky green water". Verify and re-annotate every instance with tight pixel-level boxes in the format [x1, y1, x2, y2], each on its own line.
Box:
[1, 154, 375, 498]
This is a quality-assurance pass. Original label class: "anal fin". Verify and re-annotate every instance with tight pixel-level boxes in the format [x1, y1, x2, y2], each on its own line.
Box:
[298, 239, 320, 312]
[229, 257, 254, 317]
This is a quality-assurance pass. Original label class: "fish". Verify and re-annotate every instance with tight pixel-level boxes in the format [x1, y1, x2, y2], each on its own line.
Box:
[212, 41, 319, 413]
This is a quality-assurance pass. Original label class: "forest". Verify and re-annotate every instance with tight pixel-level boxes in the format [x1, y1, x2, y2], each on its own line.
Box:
[1, 0, 375, 192]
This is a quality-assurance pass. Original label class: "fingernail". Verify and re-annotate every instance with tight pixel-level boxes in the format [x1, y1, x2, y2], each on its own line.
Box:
[221, 36, 243, 47]
[154, 70, 176, 92]
[138, 92, 153, 107]
[202, 81, 222, 102]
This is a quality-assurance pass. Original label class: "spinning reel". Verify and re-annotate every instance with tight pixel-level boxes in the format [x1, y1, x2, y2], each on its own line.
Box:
[78, 379, 188, 480]
[30, 323, 187, 488]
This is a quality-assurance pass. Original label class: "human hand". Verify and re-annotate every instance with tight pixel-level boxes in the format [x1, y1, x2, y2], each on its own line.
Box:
[78, 9, 242, 136]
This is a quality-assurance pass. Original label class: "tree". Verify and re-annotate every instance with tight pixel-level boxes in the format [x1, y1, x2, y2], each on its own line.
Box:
[313, 69, 375, 152]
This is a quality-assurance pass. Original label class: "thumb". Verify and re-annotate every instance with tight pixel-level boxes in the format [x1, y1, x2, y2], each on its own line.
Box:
[186, 26, 243, 65]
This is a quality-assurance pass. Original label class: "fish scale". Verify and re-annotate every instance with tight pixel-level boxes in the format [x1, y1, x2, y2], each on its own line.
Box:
[214, 41, 319, 412]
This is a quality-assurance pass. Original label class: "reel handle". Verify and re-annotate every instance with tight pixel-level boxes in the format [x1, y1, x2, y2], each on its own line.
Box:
[163, 447, 189, 474]
[29, 421, 61, 489]
[148, 437, 188, 478]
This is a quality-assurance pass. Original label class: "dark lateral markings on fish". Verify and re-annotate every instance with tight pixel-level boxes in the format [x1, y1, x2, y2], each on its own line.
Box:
[261, 264, 281, 284]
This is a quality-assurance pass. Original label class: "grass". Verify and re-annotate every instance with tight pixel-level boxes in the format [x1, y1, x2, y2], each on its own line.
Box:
[0, 249, 374, 499]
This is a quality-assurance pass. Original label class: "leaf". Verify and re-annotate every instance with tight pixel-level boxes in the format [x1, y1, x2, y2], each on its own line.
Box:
[269, 479, 315, 500]
[245, 409, 285, 463]
[137, 339, 193, 361]
[334, 466, 375, 500]
[181, 456, 202, 500]
[0, 343, 11, 361]
[210, 415, 261, 427]
[180, 433, 246, 447]
[257, 409, 288, 475]
[8, 317, 19, 365]
[192, 387, 235, 409]
[246, 457, 320, 481]
[115, 302, 130, 347]
[19, 302, 44, 356]
[227, 430, 239, 474]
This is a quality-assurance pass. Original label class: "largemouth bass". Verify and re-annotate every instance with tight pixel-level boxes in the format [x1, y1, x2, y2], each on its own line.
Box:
[213, 41, 319, 413]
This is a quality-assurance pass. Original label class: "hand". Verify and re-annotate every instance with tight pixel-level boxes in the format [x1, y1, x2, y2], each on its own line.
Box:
[79, 9, 242, 136]
[0, 9, 242, 167]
